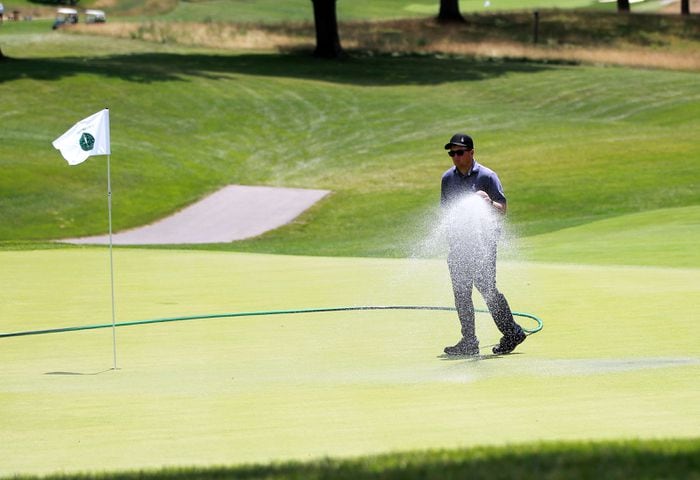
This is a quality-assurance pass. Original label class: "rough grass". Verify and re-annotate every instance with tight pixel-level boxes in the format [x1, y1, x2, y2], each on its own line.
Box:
[68, 10, 700, 71]
[1, 33, 698, 259]
[1, 6, 699, 264]
[5, 439, 700, 480]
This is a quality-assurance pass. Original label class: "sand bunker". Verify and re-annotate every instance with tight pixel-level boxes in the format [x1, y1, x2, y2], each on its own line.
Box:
[61, 185, 330, 245]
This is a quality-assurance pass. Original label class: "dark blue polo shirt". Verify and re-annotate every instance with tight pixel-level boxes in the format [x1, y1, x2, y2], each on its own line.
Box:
[440, 160, 507, 208]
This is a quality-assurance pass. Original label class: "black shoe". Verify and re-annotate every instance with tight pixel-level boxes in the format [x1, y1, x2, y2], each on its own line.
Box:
[444, 338, 480, 356]
[492, 331, 527, 355]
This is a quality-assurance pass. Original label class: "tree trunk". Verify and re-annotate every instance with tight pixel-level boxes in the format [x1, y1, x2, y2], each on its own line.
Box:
[681, 0, 690, 15]
[311, 0, 344, 58]
[617, 0, 630, 12]
[437, 0, 465, 23]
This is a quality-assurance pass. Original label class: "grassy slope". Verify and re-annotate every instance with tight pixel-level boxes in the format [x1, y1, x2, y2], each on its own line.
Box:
[519, 205, 700, 267]
[1, 27, 699, 263]
[6, 440, 700, 480]
[155, 0, 666, 22]
[118, 0, 598, 23]
[1, 0, 671, 21]
[1, 249, 699, 476]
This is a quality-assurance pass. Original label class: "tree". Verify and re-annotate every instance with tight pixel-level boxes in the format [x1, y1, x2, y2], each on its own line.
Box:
[617, 0, 630, 12]
[311, 0, 344, 58]
[437, 0, 465, 23]
[681, 0, 690, 15]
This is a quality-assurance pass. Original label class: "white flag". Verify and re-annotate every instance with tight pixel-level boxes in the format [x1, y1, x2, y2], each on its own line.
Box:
[52, 109, 111, 166]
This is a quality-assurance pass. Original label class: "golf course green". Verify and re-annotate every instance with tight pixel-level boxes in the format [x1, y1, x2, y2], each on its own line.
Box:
[1, 249, 698, 475]
[0, 0, 699, 477]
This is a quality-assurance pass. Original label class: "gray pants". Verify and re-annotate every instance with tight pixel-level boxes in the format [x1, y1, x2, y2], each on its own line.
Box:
[447, 245, 522, 345]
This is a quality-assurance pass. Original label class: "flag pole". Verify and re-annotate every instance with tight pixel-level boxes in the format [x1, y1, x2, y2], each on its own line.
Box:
[52, 108, 116, 369]
[107, 152, 117, 370]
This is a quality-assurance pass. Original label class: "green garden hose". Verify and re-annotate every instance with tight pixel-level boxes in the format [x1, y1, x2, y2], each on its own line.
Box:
[0, 305, 543, 339]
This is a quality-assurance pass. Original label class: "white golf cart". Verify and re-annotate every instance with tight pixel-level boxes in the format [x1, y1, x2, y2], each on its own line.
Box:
[85, 9, 106, 24]
[52, 7, 78, 29]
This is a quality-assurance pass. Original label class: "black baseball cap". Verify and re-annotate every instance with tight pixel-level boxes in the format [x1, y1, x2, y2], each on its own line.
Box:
[444, 133, 474, 150]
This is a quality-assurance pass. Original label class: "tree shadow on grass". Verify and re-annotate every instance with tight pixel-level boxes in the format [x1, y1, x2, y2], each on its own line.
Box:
[0, 51, 556, 86]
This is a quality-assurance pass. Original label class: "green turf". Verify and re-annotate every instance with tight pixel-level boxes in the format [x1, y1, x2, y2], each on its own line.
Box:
[134, 0, 670, 22]
[5, 439, 700, 480]
[1, 30, 698, 260]
[157, 0, 598, 23]
[3, 0, 670, 24]
[1, 7, 699, 477]
[1, 249, 699, 475]
[518, 205, 700, 268]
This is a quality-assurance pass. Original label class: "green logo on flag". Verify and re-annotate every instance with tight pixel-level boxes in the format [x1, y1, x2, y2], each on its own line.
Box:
[79, 133, 95, 151]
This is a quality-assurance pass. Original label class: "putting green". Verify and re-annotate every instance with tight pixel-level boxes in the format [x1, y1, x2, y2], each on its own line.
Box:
[1, 249, 698, 476]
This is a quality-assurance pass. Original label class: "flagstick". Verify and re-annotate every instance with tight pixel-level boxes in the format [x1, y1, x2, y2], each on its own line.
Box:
[107, 154, 118, 370]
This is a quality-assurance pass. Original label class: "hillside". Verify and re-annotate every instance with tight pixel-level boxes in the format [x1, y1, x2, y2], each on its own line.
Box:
[0, 5, 698, 266]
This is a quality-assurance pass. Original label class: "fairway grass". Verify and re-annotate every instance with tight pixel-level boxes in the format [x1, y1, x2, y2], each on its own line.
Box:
[518, 205, 700, 268]
[1, 249, 698, 475]
[2, 31, 699, 257]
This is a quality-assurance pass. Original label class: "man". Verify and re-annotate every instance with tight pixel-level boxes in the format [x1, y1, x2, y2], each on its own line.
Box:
[440, 133, 526, 356]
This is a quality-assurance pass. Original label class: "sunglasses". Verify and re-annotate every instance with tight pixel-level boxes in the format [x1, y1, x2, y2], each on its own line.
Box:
[447, 149, 470, 157]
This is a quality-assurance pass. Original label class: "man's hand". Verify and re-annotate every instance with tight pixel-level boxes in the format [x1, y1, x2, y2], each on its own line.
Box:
[475, 190, 491, 203]
[476, 190, 506, 214]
